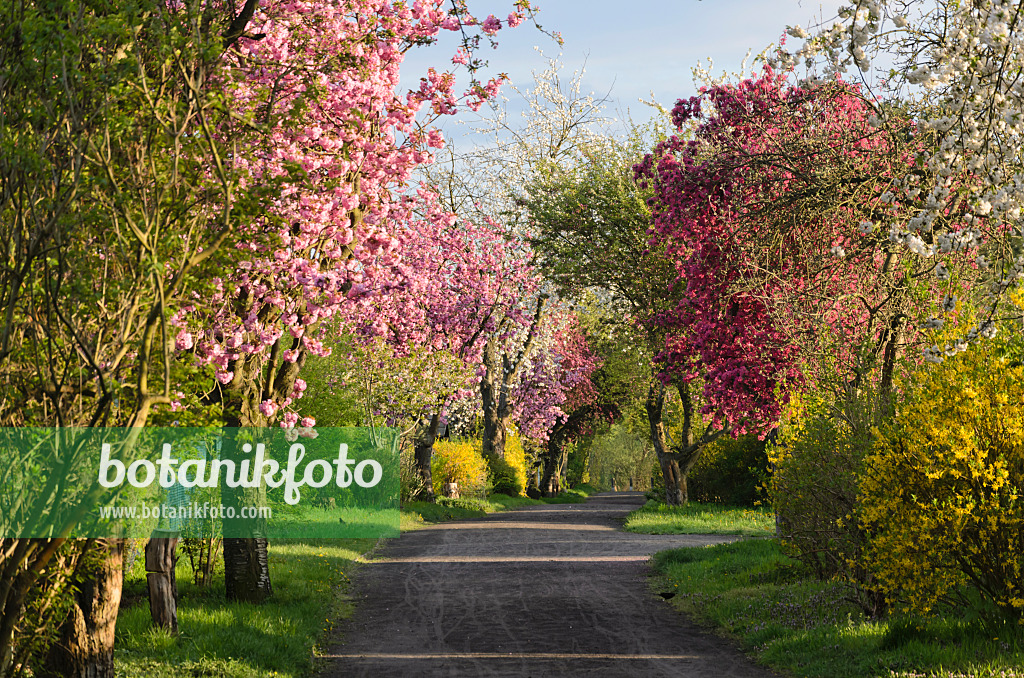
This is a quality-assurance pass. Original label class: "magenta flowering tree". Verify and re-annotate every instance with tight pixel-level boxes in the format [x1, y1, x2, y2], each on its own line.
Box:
[506, 310, 600, 443]
[635, 66, 963, 469]
[514, 311, 610, 495]
[632, 66, 958, 502]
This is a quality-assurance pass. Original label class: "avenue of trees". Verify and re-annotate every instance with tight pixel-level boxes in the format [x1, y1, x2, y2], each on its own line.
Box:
[3, 0, 1024, 674]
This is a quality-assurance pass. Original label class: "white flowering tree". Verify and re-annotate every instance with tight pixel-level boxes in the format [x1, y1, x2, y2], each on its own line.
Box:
[783, 0, 1024, 360]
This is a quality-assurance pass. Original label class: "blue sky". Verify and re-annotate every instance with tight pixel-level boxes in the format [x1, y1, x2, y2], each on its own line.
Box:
[401, 1, 845, 134]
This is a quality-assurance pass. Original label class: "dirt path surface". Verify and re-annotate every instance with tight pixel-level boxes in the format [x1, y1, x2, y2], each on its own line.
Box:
[323, 492, 777, 677]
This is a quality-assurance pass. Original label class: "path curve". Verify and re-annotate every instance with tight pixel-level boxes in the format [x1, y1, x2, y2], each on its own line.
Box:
[323, 492, 777, 677]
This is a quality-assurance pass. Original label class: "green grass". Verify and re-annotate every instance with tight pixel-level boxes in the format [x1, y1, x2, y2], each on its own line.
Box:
[400, 488, 593, 529]
[624, 500, 774, 536]
[115, 538, 376, 678]
[653, 538, 1024, 677]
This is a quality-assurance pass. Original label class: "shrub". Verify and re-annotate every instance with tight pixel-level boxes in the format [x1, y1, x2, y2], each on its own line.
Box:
[431, 440, 488, 498]
[861, 343, 1024, 621]
[770, 395, 867, 576]
[488, 430, 528, 496]
[768, 390, 886, 614]
[489, 457, 523, 496]
[688, 434, 768, 506]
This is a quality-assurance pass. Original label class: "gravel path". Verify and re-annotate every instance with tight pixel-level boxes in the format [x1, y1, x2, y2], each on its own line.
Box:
[322, 491, 777, 677]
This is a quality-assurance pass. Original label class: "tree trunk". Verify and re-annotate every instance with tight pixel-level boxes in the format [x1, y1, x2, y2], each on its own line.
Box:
[220, 397, 273, 605]
[645, 380, 687, 505]
[480, 299, 546, 463]
[145, 532, 178, 633]
[659, 456, 686, 505]
[540, 457, 561, 497]
[223, 537, 272, 604]
[413, 414, 440, 502]
[480, 340, 507, 461]
[40, 539, 123, 678]
[540, 439, 570, 497]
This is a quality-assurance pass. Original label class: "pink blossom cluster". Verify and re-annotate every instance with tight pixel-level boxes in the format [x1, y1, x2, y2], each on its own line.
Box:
[349, 186, 538, 363]
[509, 311, 602, 442]
[169, 0, 532, 426]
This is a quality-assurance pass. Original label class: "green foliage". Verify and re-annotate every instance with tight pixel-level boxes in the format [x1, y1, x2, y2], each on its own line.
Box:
[525, 121, 673, 308]
[687, 434, 769, 506]
[588, 424, 657, 490]
[768, 392, 878, 592]
[398, 445, 426, 504]
[431, 440, 488, 498]
[488, 458, 523, 497]
[624, 501, 774, 536]
[293, 347, 364, 427]
[862, 339, 1024, 622]
[564, 438, 589, 488]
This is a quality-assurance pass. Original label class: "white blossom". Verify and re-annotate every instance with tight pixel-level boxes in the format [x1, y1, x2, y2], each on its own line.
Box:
[905, 234, 934, 257]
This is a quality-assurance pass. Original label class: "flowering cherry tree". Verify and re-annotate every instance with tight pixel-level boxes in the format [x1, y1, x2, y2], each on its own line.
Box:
[172, 0, 537, 431]
[162, 0, 543, 602]
[344, 186, 540, 497]
[525, 312, 611, 495]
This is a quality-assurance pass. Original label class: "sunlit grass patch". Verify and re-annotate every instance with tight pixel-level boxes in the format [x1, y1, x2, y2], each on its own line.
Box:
[625, 500, 774, 536]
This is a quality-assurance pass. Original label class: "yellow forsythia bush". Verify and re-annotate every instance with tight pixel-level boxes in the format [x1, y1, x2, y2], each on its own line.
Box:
[505, 430, 529, 493]
[431, 440, 488, 498]
[861, 343, 1024, 620]
[488, 429, 529, 496]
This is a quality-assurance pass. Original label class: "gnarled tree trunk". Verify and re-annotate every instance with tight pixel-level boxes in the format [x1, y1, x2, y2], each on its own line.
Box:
[646, 377, 722, 505]
[40, 539, 123, 678]
[646, 380, 686, 505]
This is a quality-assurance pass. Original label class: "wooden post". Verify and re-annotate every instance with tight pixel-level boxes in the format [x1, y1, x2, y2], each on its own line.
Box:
[145, 530, 179, 633]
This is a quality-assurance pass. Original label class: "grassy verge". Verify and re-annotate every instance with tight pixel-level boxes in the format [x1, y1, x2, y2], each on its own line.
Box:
[115, 538, 376, 678]
[653, 538, 1024, 678]
[401, 488, 593, 529]
[624, 500, 774, 536]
